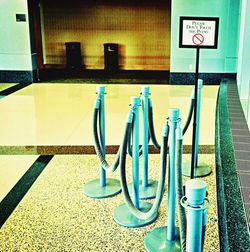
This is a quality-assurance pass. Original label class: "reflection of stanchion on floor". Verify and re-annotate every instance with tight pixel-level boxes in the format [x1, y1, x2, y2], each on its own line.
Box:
[182, 79, 212, 177]
[113, 96, 169, 228]
[83, 86, 121, 198]
[144, 108, 182, 251]
[128, 86, 158, 200]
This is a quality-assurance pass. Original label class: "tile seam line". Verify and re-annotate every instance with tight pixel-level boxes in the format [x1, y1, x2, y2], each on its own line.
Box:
[235, 150, 250, 153]
[236, 158, 250, 161]
[231, 121, 248, 125]
[232, 141, 250, 143]
[231, 135, 250, 138]
[231, 128, 250, 131]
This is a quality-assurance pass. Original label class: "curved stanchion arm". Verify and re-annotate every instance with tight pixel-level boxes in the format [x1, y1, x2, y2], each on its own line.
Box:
[126, 99, 149, 158]
[119, 121, 169, 220]
[183, 88, 195, 135]
[93, 98, 134, 173]
[126, 118, 150, 157]
[148, 99, 161, 150]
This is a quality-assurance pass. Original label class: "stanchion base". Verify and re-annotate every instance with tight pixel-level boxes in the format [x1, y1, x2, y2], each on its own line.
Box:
[83, 178, 121, 199]
[144, 226, 181, 252]
[182, 162, 212, 177]
[113, 202, 158, 228]
[128, 180, 158, 200]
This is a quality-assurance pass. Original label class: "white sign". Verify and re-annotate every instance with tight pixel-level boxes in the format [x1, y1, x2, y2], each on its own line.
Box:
[179, 17, 219, 49]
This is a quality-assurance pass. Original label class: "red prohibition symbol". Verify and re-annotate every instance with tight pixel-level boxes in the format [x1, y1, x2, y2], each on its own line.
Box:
[192, 33, 204, 46]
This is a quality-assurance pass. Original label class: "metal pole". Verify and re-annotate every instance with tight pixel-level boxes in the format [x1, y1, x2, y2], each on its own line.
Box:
[83, 86, 122, 199]
[201, 209, 207, 252]
[131, 96, 141, 209]
[185, 179, 207, 252]
[191, 47, 200, 179]
[167, 108, 180, 241]
[141, 86, 150, 188]
[194, 79, 203, 168]
[97, 86, 106, 187]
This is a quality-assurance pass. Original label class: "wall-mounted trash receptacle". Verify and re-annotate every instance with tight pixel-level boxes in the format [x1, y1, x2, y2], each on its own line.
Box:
[104, 43, 119, 72]
[65, 42, 82, 70]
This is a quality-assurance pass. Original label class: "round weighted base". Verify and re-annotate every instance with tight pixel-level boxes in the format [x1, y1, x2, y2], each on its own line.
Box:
[83, 178, 121, 199]
[182, 162, 212, 177]
[128, 180, 158, 200]
[113, 202, 158, 228]
[144, 226, 181, 252]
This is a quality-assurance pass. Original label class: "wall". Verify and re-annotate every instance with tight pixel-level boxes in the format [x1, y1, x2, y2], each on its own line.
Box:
[170, 0, 241, 83]
[40, 0, 171, 70]
[237, 0, 250, 128]
[0, 0, 33, 82]
[237, 0, 250, 99]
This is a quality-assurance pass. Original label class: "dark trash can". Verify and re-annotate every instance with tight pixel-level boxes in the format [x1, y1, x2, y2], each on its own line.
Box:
[104, 43, 119, 72]
[65, 42, 82, 70]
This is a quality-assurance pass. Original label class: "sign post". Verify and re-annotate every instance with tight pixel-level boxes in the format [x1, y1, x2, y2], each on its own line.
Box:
[179, 17, 219, 179]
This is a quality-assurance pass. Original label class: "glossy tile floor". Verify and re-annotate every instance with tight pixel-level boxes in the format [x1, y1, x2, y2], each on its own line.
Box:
[0, 83, 218, 147]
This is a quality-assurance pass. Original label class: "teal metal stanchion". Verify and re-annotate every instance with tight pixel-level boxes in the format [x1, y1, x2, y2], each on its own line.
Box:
[99, 86, 106, 187]
[167, 108, 180, 241]
[182, 79, 212, 177]
[83, 86, 121, 198]
[181, 179, 210, 252]
[142, 86, 150, 189]
[128, 86, 158, 199]
[132, 96, 140, 209]
[144, 108, 181, 251]
[201, 209, 207, 252]
[140, 86, 158, 199]
[113, 96, 158, 228]
[193, 80, 212, 177]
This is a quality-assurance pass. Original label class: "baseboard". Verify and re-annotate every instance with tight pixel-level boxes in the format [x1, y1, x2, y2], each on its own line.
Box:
[39, 68, 170, 81]
[0, 70, 33, 83]
[169, 72, 236, 84]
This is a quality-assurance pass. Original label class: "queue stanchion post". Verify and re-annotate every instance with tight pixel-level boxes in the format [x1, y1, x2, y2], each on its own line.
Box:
[83, 86, 121, 199]
[144, 108, 181, 252]
[128, 86, 158, 199]
[182, 79, 212, 177]
[113, 96, 158, 228]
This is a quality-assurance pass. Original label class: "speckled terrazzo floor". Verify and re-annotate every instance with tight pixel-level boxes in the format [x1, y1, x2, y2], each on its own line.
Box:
[0, 154, 219, 252]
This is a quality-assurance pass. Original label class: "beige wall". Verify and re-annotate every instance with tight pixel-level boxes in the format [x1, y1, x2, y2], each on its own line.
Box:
[41, 1, 171, 70]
